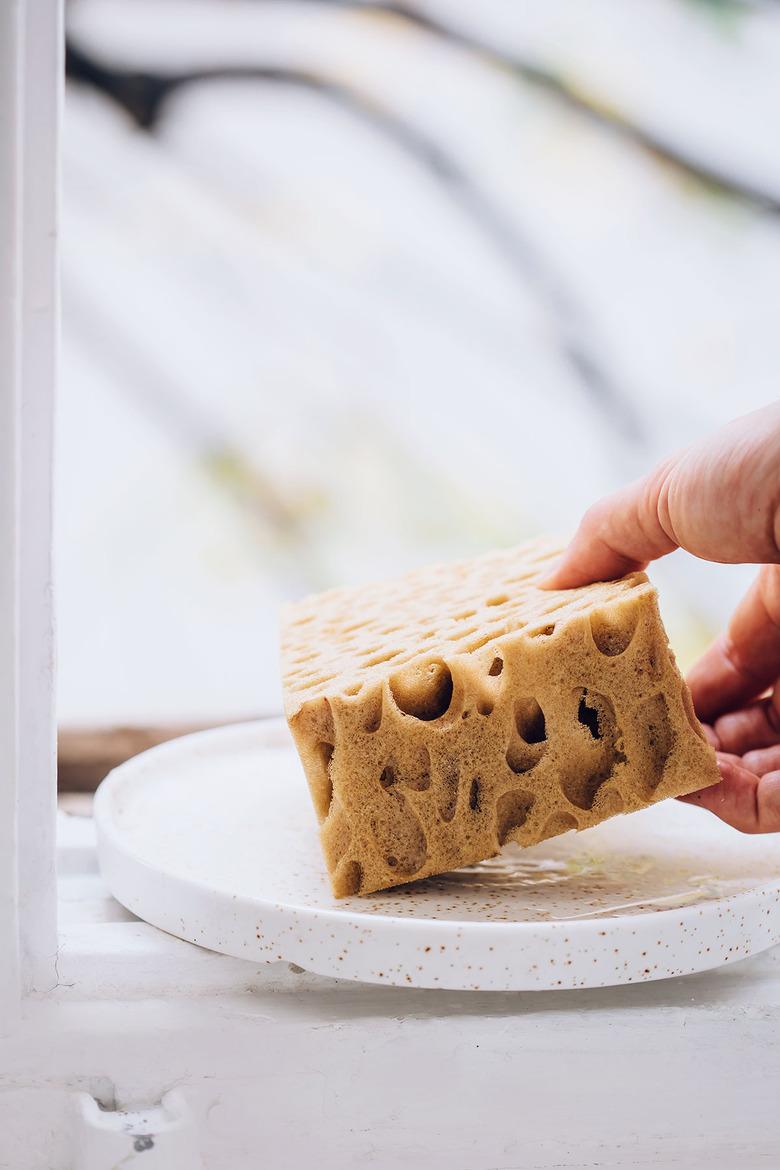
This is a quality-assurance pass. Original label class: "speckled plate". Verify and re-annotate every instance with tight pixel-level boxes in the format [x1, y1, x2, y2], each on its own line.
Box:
[94, 720, 780, 990]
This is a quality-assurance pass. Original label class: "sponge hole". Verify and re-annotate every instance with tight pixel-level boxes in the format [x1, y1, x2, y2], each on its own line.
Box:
[370, 792, 427, 876]
[364, 649, 401, 668]
[637, 692, 674, 791]
[496, 790, 534, 845]
[300, 672, 336, 689]
[540, 812, 578, 840]
[389, 659, 454, 721]
[363, 689, 383, 733]
[577, 694, 602, 739]
[515, 698, 546, 744]
[312, 741, 334, 819]
[341, 620, 371, 634]
[464, 634, 494, 653]
[563, 690, 625, 809]
[575, 688, 619, 744]
[379, 765, 396, 789]
[506, 741, 543, 775]
[338, 860, 363, 896]
[590, 607, 638, 656]
[438, 763, 459, 823]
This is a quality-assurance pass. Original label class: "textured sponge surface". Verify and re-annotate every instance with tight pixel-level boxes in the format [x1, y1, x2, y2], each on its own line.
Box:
[281, 540, 720, 897]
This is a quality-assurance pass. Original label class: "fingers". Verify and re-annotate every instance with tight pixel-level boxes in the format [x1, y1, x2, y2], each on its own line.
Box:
[708, 697, 780, 755]
[544, 404, 780, 590]
[687, 566, 780, 722]
[715, 751, 745, 768]
[657, 406, 780, 566]
[743, 744, 780, 776]
[543, 466, 677, 589]
[680, 755, 780, 833]
[680, 758, 759, 832]
[757, 772, 780, 832]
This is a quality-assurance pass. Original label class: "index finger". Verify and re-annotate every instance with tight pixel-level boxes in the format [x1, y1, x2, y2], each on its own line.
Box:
[543, 467, 677, 589]
[680, 755, 780, 834]
[544, 405, 780, 590]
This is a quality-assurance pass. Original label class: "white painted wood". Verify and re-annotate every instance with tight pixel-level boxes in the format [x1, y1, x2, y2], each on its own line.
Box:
[3, 797, 775, 1168]
[0, 0, 24, 1033]
[56, 920, 307, 1000]
[18, 0, 61, 994]
[73, 1091, 203, 1170]
[4, 962, 780, 1169]
[0, 0, 61, 1019]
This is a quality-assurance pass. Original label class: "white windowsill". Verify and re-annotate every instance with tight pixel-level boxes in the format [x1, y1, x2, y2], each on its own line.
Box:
[2, 806, 779, 1168]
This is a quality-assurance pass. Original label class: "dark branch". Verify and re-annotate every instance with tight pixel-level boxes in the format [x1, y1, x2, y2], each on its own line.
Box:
[65, 38, 645, 440]
[292, 0, 780, 216]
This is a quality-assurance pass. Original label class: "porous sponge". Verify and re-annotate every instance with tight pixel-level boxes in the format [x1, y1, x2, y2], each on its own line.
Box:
[281, 540, 719, 897]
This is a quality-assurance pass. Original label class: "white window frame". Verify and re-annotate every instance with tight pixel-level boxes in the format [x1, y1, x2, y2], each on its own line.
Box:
[0, 3, 275, 1028]
[0, 0, 60, 1029]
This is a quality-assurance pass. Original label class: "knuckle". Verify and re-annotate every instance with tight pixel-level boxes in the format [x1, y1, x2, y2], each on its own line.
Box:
[720, 636, 766, 691]
[758, 565, 780, 628]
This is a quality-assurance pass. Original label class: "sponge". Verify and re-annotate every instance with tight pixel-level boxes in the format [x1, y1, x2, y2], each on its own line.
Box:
[281, 540, 720, 897]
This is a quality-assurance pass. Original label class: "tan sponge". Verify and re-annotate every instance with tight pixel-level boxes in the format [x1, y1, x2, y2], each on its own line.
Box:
[281, 540, 720, 897]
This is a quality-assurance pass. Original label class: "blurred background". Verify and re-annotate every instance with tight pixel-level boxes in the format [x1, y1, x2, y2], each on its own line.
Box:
[57, 0, 780, 739]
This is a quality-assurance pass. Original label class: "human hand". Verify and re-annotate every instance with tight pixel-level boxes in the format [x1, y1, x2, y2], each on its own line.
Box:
[543, 403, 780, 833]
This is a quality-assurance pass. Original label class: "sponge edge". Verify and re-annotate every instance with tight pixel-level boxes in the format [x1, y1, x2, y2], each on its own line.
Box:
[281, 540, 721, 898]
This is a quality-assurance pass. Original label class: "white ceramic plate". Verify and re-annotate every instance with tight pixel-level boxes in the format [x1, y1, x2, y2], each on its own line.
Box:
[94, 719, 780, 991]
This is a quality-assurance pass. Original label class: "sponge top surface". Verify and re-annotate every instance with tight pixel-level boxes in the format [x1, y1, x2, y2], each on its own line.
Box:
[281, 539, 651, 716]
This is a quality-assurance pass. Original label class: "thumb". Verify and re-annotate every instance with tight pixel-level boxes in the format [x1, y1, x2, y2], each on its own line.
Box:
[543, 464, 677, 589]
